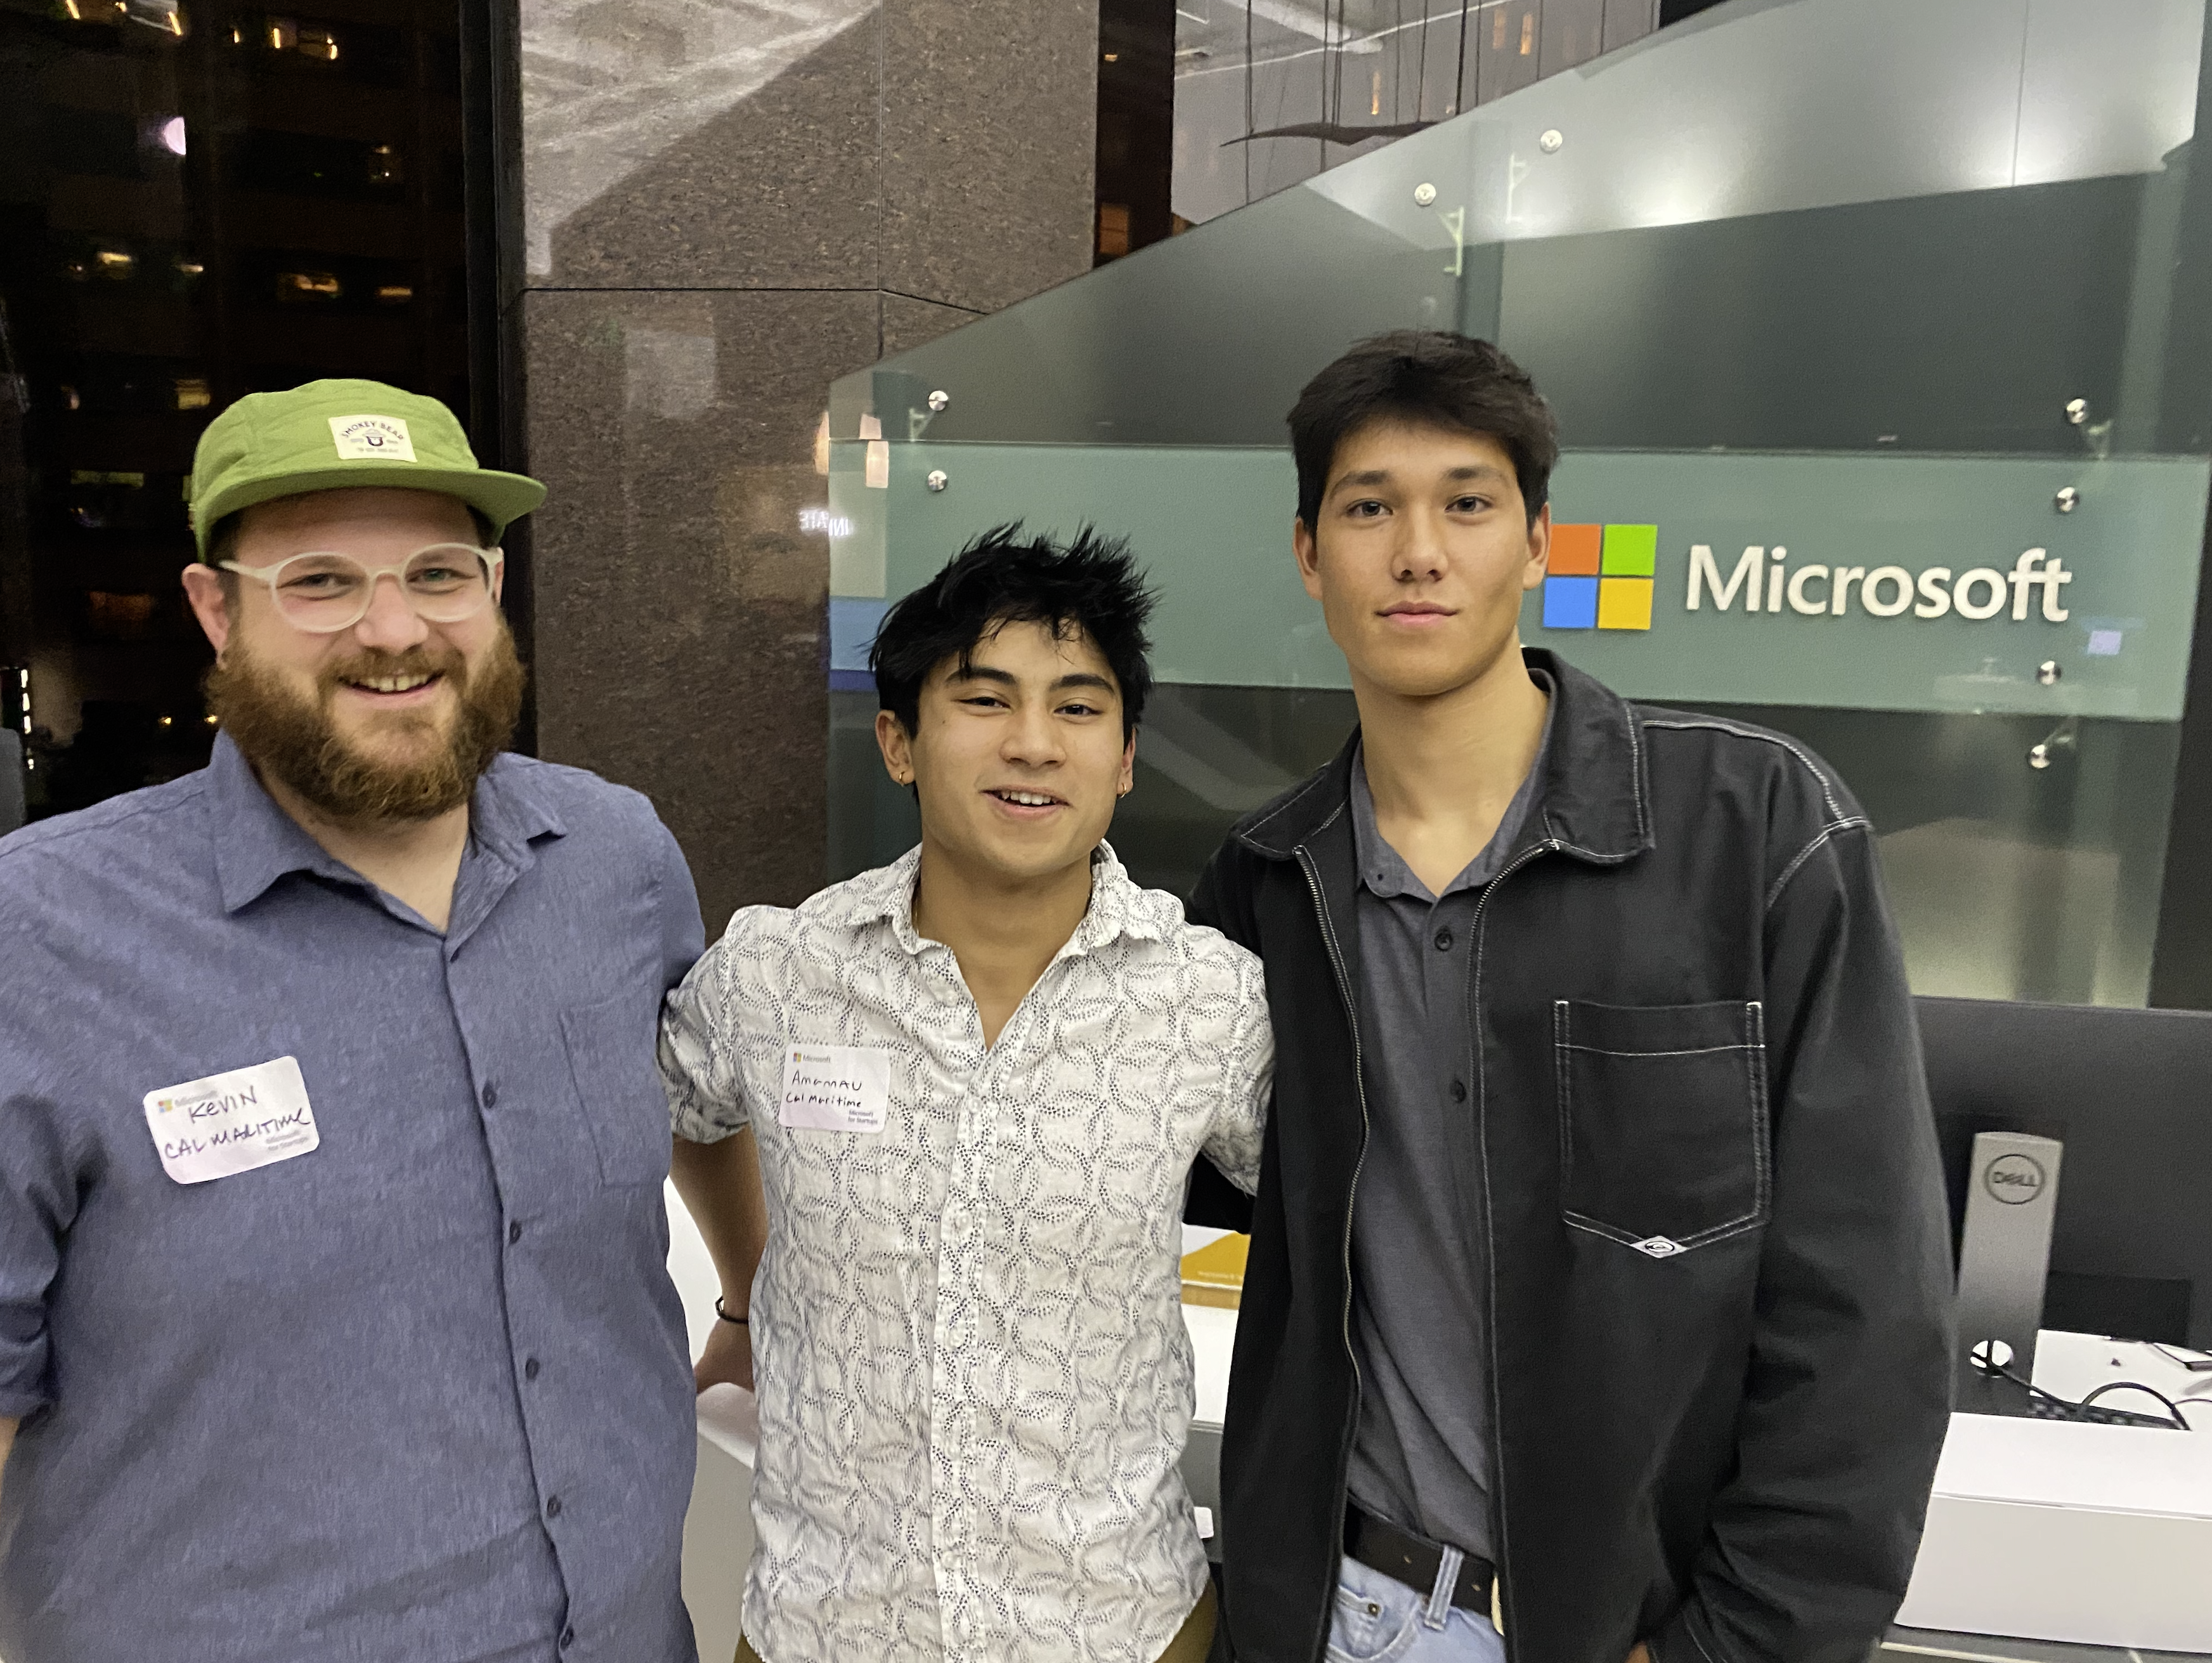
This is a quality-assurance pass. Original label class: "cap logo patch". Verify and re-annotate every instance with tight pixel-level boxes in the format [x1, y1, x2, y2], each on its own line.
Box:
[329, 414, 416, 462]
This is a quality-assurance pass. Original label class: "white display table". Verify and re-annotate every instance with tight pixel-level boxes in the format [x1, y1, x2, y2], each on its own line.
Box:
[669, 1203, 2212, 1659]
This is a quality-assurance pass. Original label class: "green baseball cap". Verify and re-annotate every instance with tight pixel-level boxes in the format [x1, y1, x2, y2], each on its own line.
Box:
[188, 378, 545, 559]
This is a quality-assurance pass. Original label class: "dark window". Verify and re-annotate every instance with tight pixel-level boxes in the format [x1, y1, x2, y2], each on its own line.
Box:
[0, 0, 490, 819]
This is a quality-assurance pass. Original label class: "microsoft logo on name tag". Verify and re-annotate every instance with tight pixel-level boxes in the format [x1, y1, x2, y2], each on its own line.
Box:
[329, 414, 416, 461]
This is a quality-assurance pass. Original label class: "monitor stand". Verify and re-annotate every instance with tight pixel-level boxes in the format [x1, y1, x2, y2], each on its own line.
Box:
[1953, 1130, 2064, 1416]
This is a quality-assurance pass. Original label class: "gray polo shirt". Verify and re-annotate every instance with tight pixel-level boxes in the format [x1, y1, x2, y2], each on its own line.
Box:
[0, 734, 705, 1663]
[1343, 677, 1554, 1561]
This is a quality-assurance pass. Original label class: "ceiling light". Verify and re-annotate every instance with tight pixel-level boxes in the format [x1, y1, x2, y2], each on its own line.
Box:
[159, 116, 186, 155]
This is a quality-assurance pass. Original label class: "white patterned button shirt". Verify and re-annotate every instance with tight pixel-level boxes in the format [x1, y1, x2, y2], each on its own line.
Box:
[661, 843, 1272, 1663]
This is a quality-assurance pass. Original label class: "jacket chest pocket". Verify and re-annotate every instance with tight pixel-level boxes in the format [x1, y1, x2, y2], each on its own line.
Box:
[1553, 998, 1769, 1258]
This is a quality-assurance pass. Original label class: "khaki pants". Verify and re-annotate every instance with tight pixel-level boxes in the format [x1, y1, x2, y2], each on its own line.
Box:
[736, 1581, 1217, 1663]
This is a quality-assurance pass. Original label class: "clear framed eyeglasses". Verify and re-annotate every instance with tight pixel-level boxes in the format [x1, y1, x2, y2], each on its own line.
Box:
[220, 545, 502, 634]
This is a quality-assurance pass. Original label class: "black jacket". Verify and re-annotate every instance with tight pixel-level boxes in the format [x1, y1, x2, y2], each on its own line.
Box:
[1185, 651, 1954, 1663]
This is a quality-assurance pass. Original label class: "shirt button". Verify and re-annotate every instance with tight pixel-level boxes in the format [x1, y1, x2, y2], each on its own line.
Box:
[481, 1082, 498, 1109]
[524, 1357, 541, 1381]
[545, 1496, 563, 1519]
[508, 1221, 523, 1244]
[1449, 1079, 1467, 1103]
[1434, 927, 1454, 952]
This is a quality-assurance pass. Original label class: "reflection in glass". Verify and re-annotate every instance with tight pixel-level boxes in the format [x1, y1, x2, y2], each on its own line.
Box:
[1171, 0, 1655, 226]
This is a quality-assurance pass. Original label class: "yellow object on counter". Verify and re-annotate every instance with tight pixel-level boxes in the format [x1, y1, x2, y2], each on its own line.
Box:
[1180, 1232, 1249, 1309]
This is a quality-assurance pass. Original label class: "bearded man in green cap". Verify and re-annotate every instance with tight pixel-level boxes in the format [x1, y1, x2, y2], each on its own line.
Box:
[0, 381, 708, 1663]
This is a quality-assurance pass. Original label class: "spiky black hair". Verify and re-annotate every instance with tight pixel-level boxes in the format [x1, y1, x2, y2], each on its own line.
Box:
[869, 523, 1157, 740]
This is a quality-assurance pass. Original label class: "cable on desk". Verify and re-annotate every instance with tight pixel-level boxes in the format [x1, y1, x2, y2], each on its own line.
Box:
[2077, 1379, 2194, 1426]
[2148, 1341, 2212, 1372]
[1974, 1357, 2192, 1430]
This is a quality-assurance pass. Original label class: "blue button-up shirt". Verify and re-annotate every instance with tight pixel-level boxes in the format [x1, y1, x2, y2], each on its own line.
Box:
[0, 735, 705, 1663]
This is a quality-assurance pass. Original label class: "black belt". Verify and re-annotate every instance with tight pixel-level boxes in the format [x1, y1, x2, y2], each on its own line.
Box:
[1343, 1504, 1497, 1616]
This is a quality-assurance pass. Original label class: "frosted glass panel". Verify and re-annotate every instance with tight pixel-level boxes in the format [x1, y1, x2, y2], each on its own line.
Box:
[821, 0, 2212, 1008]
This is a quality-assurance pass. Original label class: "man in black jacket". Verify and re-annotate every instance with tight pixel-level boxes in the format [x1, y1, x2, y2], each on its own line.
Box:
[1187, 331, 1953, 1663]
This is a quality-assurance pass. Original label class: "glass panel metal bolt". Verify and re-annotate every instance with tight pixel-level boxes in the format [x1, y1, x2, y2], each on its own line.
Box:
[1412, 181, 1438, 207]
[2054, 486, 2079, 513]
[2038, 661, 2061, 686]
[1539, 129, 1565, 153]
[2065, 398, 2089, 426]
[927, 389, 950, 412]
[926, 471, 949, 492]
[2029, 718, 2077, 770]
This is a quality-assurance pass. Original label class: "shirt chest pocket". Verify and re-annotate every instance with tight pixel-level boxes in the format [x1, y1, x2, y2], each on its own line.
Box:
[561, 992, 672, 1189]
[1552, 998, 1770, 1258]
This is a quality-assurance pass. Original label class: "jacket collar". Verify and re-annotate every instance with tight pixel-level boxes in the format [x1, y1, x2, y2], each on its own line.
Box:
[211, 733, 564, 915]
[1229, 649, 1652, 866]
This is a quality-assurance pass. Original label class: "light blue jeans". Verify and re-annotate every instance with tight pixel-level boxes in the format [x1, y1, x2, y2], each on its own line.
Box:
[1324, 1553, 1509, 1663]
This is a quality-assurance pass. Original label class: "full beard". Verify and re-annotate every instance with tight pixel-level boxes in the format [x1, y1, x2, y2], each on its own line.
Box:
[205, 625, 527, 823]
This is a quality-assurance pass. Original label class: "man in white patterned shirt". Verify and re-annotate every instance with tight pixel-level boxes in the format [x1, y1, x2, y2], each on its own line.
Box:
[661, 527, 1273, 1663]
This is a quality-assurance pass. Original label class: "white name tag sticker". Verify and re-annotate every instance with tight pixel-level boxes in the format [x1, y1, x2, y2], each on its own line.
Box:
[143, 1056, 320, 1185]
[778, 1045, 890, 1133]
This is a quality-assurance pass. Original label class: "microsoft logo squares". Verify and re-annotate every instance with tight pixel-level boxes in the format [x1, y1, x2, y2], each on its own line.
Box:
[1543, 523, 1656, 632]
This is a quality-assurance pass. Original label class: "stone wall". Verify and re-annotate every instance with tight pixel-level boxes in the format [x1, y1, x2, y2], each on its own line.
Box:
[517, 0, 1100, 928]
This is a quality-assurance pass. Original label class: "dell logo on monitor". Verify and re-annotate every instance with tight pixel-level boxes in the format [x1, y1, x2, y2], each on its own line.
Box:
[1984, 1153, 2047, 1204]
